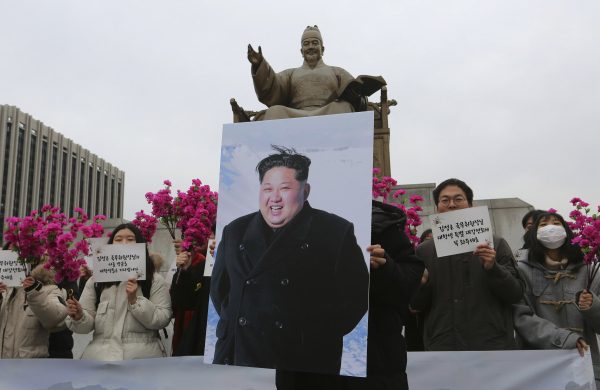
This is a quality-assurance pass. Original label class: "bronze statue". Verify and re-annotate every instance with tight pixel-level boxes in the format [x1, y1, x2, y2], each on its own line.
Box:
[247, 26, 385, 121]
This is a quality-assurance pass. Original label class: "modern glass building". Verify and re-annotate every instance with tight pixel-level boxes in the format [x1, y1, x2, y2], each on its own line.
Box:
[0, 105, 125, 240]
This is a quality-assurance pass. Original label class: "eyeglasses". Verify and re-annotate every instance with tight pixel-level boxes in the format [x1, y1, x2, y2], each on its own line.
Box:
[439, 196, 467, 206]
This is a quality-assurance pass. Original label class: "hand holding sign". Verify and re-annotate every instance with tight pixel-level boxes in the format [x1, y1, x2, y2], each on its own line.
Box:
[126, 277, 138, 304]
[473, 243, 496, 270]
[21, 276, 36, 289]
[0, 282, 6, 294]
[204, 238, 217, 277]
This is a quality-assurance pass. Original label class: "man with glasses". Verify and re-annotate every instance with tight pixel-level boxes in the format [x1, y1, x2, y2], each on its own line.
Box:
[411, 178, 524, 351]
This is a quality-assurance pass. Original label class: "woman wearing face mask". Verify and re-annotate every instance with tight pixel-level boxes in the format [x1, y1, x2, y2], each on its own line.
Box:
[65, 223, 172, 360]
[514, 212, 600, 385]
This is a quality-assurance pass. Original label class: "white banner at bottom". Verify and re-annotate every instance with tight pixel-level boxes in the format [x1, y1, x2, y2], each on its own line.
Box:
[0, 350, 595, 390]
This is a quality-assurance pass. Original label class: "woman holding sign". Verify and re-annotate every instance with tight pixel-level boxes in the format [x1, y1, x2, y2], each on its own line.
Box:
[65, 223, 172, 360]
[514, 211, 600, 385]
[0, 247, 68, 358]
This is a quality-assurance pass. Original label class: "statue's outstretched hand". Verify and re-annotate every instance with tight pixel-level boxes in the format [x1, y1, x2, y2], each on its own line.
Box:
[247, 44, 263, 66]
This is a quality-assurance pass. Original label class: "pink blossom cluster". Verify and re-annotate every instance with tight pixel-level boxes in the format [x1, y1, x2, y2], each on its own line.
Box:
[175, 179, 218, 253]
[3, 212, 47, 264]
[372, 168, 398, 200]
[568, 198, 600, 265]
[145, 180, 178, 239]
[372, 169, 424, 247]
[3, 205, 105, 283]
[144, 179, 218, 254]
[132, 210, 158, 243]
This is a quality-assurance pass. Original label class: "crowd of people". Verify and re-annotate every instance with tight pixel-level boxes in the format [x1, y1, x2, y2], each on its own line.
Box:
[0, 222, 210, 361]
[0, 178, 598, 390]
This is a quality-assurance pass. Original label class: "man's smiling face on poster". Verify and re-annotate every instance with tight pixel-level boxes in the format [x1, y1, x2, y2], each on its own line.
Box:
[259, 166, 310, 228]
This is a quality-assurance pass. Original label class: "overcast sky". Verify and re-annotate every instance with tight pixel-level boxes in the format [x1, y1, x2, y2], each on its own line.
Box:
[2, 1, 598, 221]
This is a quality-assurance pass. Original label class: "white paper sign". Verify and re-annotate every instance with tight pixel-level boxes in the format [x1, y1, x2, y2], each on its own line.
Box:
[429, 206, 494, 257]
[204, 238, 216, 277]
[84, 237, 110, 271]
[514, 248, 529, 262]
[0, 250, 27, 287]
[93, 243, 147, 282]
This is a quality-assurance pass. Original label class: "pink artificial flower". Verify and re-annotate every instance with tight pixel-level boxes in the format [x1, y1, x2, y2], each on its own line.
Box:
[409, 194, 424, 204]
[372, 171, 423, 249]
[570, 197, 582, 206]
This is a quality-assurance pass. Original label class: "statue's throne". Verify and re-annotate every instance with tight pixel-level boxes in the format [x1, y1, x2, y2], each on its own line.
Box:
[230, 84, 396, 177]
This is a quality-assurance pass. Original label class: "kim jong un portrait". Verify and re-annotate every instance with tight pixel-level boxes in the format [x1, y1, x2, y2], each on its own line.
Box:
[205, 112, 373, 377]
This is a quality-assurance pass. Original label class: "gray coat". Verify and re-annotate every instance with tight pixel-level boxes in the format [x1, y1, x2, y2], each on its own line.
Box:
[514, 258, 600, 383]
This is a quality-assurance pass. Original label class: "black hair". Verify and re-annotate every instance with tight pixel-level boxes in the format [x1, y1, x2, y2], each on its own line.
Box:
[95, 223, 154, 307]
[527, 212, 583, 266]
[419, 229, 433, 243]
[520, 209, 546, 249]
[256, 145, 311, 183]
[521, 209, 545, 229]
[433, 178, 474, 206]
[2, 242, 9, 251]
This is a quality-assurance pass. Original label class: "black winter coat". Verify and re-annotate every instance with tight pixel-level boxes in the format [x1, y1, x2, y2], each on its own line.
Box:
[170, 257, 211, 356]
[276, 201, 425, 390]
[211, 202, 369, 374]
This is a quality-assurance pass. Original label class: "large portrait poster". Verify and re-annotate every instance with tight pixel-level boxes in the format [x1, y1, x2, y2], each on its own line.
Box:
[205, 112, 374, 377]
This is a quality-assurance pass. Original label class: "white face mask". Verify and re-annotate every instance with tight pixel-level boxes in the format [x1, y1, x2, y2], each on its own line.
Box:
[537, 225, 567, 249]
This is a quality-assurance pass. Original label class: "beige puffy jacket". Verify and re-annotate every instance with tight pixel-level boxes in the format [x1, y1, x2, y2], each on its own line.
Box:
[0, 265, 68, 358]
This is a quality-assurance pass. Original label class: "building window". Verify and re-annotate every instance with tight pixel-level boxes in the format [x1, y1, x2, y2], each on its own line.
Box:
[50, 143, 58, 205]
[95, 169, 101, 215]
[26, 134, 37, 214]
[70, 155, 77, 216]
[110, 176, 116, 219]
[61, 149, 68, 211]
[38, 139, 48, 210]
[0, 123, 12, 234]
[103, 172, 108, 218]
[117, 181, 122, 218]
[79, 160, 85, 210]
[12, 127, 25, 216]
[87, 165, 93, 216]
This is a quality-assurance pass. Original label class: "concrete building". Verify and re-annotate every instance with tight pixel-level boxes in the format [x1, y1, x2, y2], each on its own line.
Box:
[390, 183, 533, 252]
[0, 105, 125, 240]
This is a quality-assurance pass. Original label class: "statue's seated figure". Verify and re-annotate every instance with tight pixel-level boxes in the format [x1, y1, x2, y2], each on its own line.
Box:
[233, 26, 386, 122]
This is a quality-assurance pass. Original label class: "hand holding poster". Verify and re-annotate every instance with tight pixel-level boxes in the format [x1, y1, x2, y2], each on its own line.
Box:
[429, 206, 494, 257]
[203, 238, 216, 277]
[0, 250, 26, 287]
[94, 243, 147, 283]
